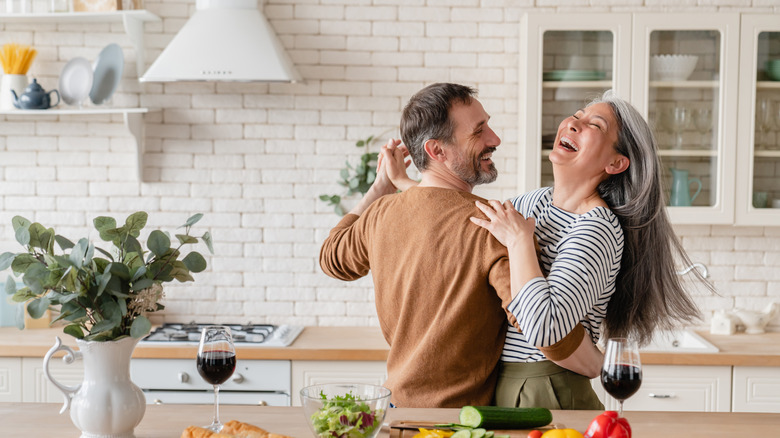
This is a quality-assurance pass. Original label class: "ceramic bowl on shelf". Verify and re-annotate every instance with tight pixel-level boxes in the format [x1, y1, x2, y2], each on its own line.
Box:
[766, 59, 780, 81]
[300, 383, 390, 438]
[650, 54, 699, 81]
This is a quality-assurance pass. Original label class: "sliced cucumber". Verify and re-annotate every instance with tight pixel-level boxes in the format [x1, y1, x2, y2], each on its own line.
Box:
[470, 428, 487, 438]
[451, 430, 472, 438]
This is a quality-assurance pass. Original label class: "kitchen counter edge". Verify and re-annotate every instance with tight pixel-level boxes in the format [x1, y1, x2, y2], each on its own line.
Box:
[2, 326, 779, 366]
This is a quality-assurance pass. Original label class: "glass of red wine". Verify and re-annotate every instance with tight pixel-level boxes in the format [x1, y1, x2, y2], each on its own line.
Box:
[197, 325, 236, 432]
[601, 338, 642, 416]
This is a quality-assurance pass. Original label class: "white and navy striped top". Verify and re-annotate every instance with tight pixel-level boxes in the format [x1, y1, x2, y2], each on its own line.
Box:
[501, 187, 624, 363]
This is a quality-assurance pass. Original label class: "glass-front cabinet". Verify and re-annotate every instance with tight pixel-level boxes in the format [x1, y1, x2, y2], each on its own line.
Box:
[519, 13, 740, 224]
[736, 15, 780, 226]
[518, 14, 632, 195]
[631, 14, 739, 224]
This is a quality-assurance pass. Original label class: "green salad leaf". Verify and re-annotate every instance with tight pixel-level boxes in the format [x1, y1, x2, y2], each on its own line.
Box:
[309, 391, 384, 438]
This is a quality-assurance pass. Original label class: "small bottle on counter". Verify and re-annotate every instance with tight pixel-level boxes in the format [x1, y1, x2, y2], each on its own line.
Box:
[710, 309, 737, 335]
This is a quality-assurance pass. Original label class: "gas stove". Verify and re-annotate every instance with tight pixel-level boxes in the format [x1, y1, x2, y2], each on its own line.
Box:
[140, 322, 303, 347]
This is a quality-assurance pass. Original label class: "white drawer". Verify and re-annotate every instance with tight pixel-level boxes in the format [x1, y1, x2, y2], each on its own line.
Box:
[597, 365, 731, 412]
[142, 390, 290, 406]
[131, 359, 290, 392]
[732, 366, 780, 413]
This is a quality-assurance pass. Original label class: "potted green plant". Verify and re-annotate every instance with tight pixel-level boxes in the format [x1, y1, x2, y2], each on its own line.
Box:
[0, 211, 212, 340]
[319, 134, 381, 216]
[0, 211, 212, 438]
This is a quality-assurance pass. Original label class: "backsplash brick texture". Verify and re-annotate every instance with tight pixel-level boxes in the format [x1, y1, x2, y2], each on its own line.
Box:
[1, 0, 779, 331]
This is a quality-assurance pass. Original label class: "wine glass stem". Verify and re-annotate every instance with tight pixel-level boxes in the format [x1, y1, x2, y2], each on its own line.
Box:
[618, 400, 624, 417]
[213, 384, 221, 428]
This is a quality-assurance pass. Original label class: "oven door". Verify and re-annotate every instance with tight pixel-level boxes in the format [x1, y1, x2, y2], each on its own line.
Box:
[143, 390, 290, 406]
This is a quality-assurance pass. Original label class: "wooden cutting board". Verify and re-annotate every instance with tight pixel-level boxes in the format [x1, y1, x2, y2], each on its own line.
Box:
[388, 421, 544, 438]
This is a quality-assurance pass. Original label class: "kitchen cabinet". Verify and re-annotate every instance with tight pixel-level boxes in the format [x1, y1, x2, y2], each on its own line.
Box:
[0, 357, 22, 402]
[519, 13, 747, 225]
[21, 356, 83, 403]
[732, 366, 780, 413]
[0, 11, 159, 181]
[290, 360, 387, 407]
[735, 15, 780, 225]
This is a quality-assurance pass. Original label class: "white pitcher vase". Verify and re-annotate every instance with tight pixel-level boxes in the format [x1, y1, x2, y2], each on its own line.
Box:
[43, 336, 146, 438]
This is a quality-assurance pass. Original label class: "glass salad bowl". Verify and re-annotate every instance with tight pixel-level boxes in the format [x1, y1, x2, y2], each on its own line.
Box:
[300, 383, 391, 438]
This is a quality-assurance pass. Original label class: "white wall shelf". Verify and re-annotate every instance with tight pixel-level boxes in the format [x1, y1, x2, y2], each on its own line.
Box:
[0, 108, 153, 181]
[0, 10, 160, 77]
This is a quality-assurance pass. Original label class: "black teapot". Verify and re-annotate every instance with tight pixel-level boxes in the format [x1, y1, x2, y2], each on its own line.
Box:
[11, 79, 60, 110]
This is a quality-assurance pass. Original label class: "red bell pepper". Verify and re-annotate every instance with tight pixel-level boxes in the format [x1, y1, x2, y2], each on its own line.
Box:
[583, 411, 631, 438]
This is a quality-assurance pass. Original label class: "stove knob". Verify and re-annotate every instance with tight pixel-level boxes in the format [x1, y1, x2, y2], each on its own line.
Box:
[178, 372, 190, 383]
[154, 399, 164, 405]
[232, 373, 245, 384]
[257, 401, 268, 406]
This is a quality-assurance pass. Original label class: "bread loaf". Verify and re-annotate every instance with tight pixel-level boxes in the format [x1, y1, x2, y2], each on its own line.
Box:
[181, 421, 293, 438]
[180, 425, 234, 438]
[221, 420, 268, 438]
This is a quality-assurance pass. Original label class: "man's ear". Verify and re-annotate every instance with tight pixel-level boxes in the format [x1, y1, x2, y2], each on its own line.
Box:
[606, 155, 629, 175]
[424, 139, 447, 163]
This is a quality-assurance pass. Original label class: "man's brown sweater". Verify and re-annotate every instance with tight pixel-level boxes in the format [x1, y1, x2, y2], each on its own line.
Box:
[320, 187, 523, 407]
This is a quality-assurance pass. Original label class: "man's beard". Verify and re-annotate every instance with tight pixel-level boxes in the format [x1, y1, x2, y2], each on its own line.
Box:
[450, 147, 498, 186]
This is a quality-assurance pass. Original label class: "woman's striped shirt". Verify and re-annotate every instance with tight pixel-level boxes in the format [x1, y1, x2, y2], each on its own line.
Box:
[501, 187, 624, 363]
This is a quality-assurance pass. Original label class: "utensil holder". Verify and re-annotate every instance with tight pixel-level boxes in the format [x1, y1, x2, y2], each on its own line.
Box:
[0, 74, 28, 110]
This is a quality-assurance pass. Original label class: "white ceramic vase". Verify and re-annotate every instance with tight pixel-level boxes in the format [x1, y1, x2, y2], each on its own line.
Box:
[44, 336, 147, 438]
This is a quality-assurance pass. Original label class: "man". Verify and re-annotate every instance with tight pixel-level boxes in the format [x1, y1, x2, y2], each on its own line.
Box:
[320, 83, 590, 408]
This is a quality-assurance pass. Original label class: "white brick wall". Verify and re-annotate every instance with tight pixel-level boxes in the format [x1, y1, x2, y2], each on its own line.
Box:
[1, 0, 779, 332]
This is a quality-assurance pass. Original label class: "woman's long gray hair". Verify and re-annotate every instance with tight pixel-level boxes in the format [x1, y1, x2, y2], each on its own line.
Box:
[593, 90, 706, 346]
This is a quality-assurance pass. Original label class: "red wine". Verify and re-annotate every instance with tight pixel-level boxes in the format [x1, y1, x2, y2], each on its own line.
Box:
[601, 363, 642, 401]
[197, 350, 236, 385]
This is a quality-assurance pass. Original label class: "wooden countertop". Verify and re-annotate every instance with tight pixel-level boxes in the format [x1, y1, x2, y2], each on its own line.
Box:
[0, 326, 390, 361]
[4, 403, 780, 437]
[3, 326, 780, 366]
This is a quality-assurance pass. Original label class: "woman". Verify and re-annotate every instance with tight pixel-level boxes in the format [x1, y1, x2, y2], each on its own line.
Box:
[382, 90, 706, 409]
[469, 90, 705, 409]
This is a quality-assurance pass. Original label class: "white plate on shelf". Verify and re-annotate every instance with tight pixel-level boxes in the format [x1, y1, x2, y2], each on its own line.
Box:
[59, 57, 93, 107]
[90, 43, 124, 105]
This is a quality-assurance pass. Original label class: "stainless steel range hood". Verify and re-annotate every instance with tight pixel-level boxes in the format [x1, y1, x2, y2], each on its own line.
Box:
[140, 0, 301, 83]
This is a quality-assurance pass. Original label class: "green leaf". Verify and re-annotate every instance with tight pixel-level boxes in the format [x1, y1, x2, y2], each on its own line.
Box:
[10, 254, 38, 274]
[97, 226, 121, 243]
[319, 194, 331, 201]
[11, 216, 31, 233]
[96, 271, 111, 297]
[348, 177, 360, 189]
[340, 168, 350, 180]
[55, 235, 75, 250]
[148, 230, 171, 257]
[0, 252, 15, 271]
[90, 319, 117, 334]
[131, 278, 153, 291]
[130, 316, 152, 339]
[15, 225, 30, 247]
[175, 234, 198, 245]
[201, 231, 214, 254]
[356, 139, 365, 147]
[131, 265, 147, 282]
[93, 216, 117, 232]
[94, 246, 114, 261]
[124, 212, 148, 237]
[5, 277, 17, 295]
[124, 235, 143, 256]
[63, 324, 84, 339]
[27, 297, 50, 319]
[182, 213, 204, 228]
[108, 263, 131, 280]
[69, 238, 88, 268]
[335, 204, 345, 216]
[60, 267, 79, 294]
[182, 252, 207, 273]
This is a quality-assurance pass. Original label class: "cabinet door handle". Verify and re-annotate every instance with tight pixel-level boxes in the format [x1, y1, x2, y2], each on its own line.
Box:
[648, 393, 675, 399]
[178, 372, 189, 383]
[232, 373, 245, 384]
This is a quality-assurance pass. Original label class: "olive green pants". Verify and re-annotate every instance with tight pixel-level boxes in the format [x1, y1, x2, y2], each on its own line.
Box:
[494, 361, 604, 410]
